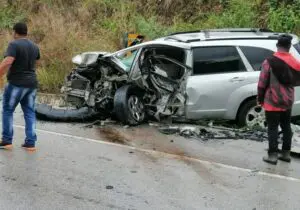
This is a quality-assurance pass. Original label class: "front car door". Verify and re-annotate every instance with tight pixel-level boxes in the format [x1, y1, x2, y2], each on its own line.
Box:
[129, 45, 191, 119]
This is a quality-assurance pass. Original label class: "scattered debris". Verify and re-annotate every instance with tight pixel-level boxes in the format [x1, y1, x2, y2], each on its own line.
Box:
[82, 120, 102, 128]
[101, 119, 117, 126]
[158, 124, 268, 142]
[83, 119, 118, 128]
[106, 185, 114, 190]
[149, 122, 160, 127]
[158, 126, 179, 135]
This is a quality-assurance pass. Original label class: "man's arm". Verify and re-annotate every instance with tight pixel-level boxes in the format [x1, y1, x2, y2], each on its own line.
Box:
[0, 56, 15, 77]
[257, 59, 271, 105]
[35, 60, 41, 68]
[35, 46, 41, 69]
[0, 42, 17, 77]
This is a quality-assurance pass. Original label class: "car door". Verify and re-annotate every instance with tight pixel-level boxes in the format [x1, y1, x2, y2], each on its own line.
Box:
[185, 46, 257, 120]
[291, 42, 300, 116]
[128, 46, 192, 118]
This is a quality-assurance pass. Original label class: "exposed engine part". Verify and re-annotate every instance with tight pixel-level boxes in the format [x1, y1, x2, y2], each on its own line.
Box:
[60, 63, 128, 112]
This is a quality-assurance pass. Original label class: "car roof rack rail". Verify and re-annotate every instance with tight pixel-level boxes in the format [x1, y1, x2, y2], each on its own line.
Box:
[169, 28, 274, 36]
[164, 36, 185, 42]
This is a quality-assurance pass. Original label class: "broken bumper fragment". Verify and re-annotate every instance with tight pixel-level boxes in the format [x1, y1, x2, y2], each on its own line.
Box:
[35, 103, 101, 122]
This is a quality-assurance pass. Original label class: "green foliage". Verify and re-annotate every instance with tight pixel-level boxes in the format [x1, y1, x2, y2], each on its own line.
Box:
[268, 2, 300, 33]
[0, 7, 26, 29]
[134, 16, 171, 39]
[37, 60, 70, 92]
[1, 0, 300, 92]
[203, 0, 258, 28]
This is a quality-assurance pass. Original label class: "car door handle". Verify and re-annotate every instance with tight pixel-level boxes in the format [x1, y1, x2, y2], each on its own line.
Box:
[230, 77, 245, 82]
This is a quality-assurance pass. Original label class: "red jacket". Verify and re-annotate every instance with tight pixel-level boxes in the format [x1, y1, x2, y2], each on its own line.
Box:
[257, 52, 300, 111]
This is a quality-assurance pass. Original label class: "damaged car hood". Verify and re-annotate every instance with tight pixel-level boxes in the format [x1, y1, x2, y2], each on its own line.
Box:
[72, 51, 109, 66]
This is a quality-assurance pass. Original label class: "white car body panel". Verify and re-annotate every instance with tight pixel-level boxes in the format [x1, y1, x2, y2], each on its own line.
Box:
[184, 37, 300, 120]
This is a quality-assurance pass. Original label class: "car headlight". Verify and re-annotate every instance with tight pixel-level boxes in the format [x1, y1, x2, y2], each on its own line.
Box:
[72, 54, 83, 65]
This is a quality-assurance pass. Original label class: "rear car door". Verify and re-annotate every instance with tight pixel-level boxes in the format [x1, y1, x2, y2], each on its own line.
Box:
[291, 41, 300, 116]
[185, 46, 257, 119]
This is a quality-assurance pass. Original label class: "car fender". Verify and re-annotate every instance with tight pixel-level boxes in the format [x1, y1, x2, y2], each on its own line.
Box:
[224, 83, 257, 119]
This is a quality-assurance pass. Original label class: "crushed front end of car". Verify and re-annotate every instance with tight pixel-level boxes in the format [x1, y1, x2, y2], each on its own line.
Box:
[36, 45, 191, 125]
[36, 51, 129, 121]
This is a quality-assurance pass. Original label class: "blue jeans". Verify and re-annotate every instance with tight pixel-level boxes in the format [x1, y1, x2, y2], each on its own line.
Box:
[2, 83, 37, 145]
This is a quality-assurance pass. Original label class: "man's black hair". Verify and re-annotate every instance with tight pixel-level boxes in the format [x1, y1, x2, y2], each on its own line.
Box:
[277, 34, 293, 50]
[13, 22, 28, 36]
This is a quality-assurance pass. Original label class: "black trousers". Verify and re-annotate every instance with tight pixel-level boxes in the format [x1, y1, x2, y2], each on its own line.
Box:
[265, 110, 293, 153]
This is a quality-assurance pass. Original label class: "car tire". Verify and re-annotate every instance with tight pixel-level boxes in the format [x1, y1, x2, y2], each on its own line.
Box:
[237, 99, 266, 128]
[114, 85, 146, 125]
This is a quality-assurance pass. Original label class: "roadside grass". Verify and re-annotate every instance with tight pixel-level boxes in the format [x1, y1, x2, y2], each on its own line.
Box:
[0, 0, 299, 92]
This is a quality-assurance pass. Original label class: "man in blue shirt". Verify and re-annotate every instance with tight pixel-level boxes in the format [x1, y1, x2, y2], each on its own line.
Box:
[0, 22, 40, 151]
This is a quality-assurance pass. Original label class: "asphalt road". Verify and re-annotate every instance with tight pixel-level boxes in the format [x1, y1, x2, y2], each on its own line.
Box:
[1, 106, 300, 210]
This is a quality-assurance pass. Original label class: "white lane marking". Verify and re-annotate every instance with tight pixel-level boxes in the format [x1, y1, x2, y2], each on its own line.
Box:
[12, 124, 300, 182]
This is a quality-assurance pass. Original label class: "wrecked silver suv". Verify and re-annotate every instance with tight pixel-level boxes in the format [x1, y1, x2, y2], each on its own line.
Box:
[36, 28, 300, 127]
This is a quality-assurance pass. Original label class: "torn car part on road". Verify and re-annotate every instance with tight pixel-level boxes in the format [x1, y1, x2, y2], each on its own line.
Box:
[158, 125, 268, 142]
[35, 103, 101, 122]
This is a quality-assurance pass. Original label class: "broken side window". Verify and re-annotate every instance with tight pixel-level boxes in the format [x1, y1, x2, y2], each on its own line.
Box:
[151, 56, 185, 80]
[154, 48, 186, 63]
[115, 49, 139, 72]
[192, 46, 246, 75]
[240, 46, 274, 71]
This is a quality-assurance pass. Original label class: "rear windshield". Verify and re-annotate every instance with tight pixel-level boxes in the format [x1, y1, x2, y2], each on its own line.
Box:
[294, 42, 300, 54]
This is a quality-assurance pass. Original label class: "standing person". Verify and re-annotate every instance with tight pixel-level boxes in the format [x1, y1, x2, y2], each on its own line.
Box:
[257, 34, 300, 165]
[0, 22, 40, 151]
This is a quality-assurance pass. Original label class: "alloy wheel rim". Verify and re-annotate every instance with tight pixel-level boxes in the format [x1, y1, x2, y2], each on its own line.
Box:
[245, 105, 267, 128]
[128, 95, 145, 122]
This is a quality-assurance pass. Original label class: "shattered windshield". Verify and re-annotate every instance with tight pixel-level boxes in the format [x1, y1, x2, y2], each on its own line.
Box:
[294, 42, 300, 54]
[115, 49, 138, 72]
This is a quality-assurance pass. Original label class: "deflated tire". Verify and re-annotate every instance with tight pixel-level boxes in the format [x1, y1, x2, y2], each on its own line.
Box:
[114, 85, 145, 125]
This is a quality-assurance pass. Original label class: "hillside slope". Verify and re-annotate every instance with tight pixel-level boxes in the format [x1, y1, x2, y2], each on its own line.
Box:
[0, 0, 299, 92]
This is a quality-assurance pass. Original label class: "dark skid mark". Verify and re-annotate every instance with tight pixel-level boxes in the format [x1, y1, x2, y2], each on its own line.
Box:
[99, 127, 129, 145]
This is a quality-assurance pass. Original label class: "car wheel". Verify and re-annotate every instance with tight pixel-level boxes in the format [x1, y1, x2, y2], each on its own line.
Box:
[114, 85, 146, 125]
[237, 99, 267, 128]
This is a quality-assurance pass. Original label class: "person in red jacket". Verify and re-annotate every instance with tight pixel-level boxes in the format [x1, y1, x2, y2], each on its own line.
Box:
[258, 34, 300, 165]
